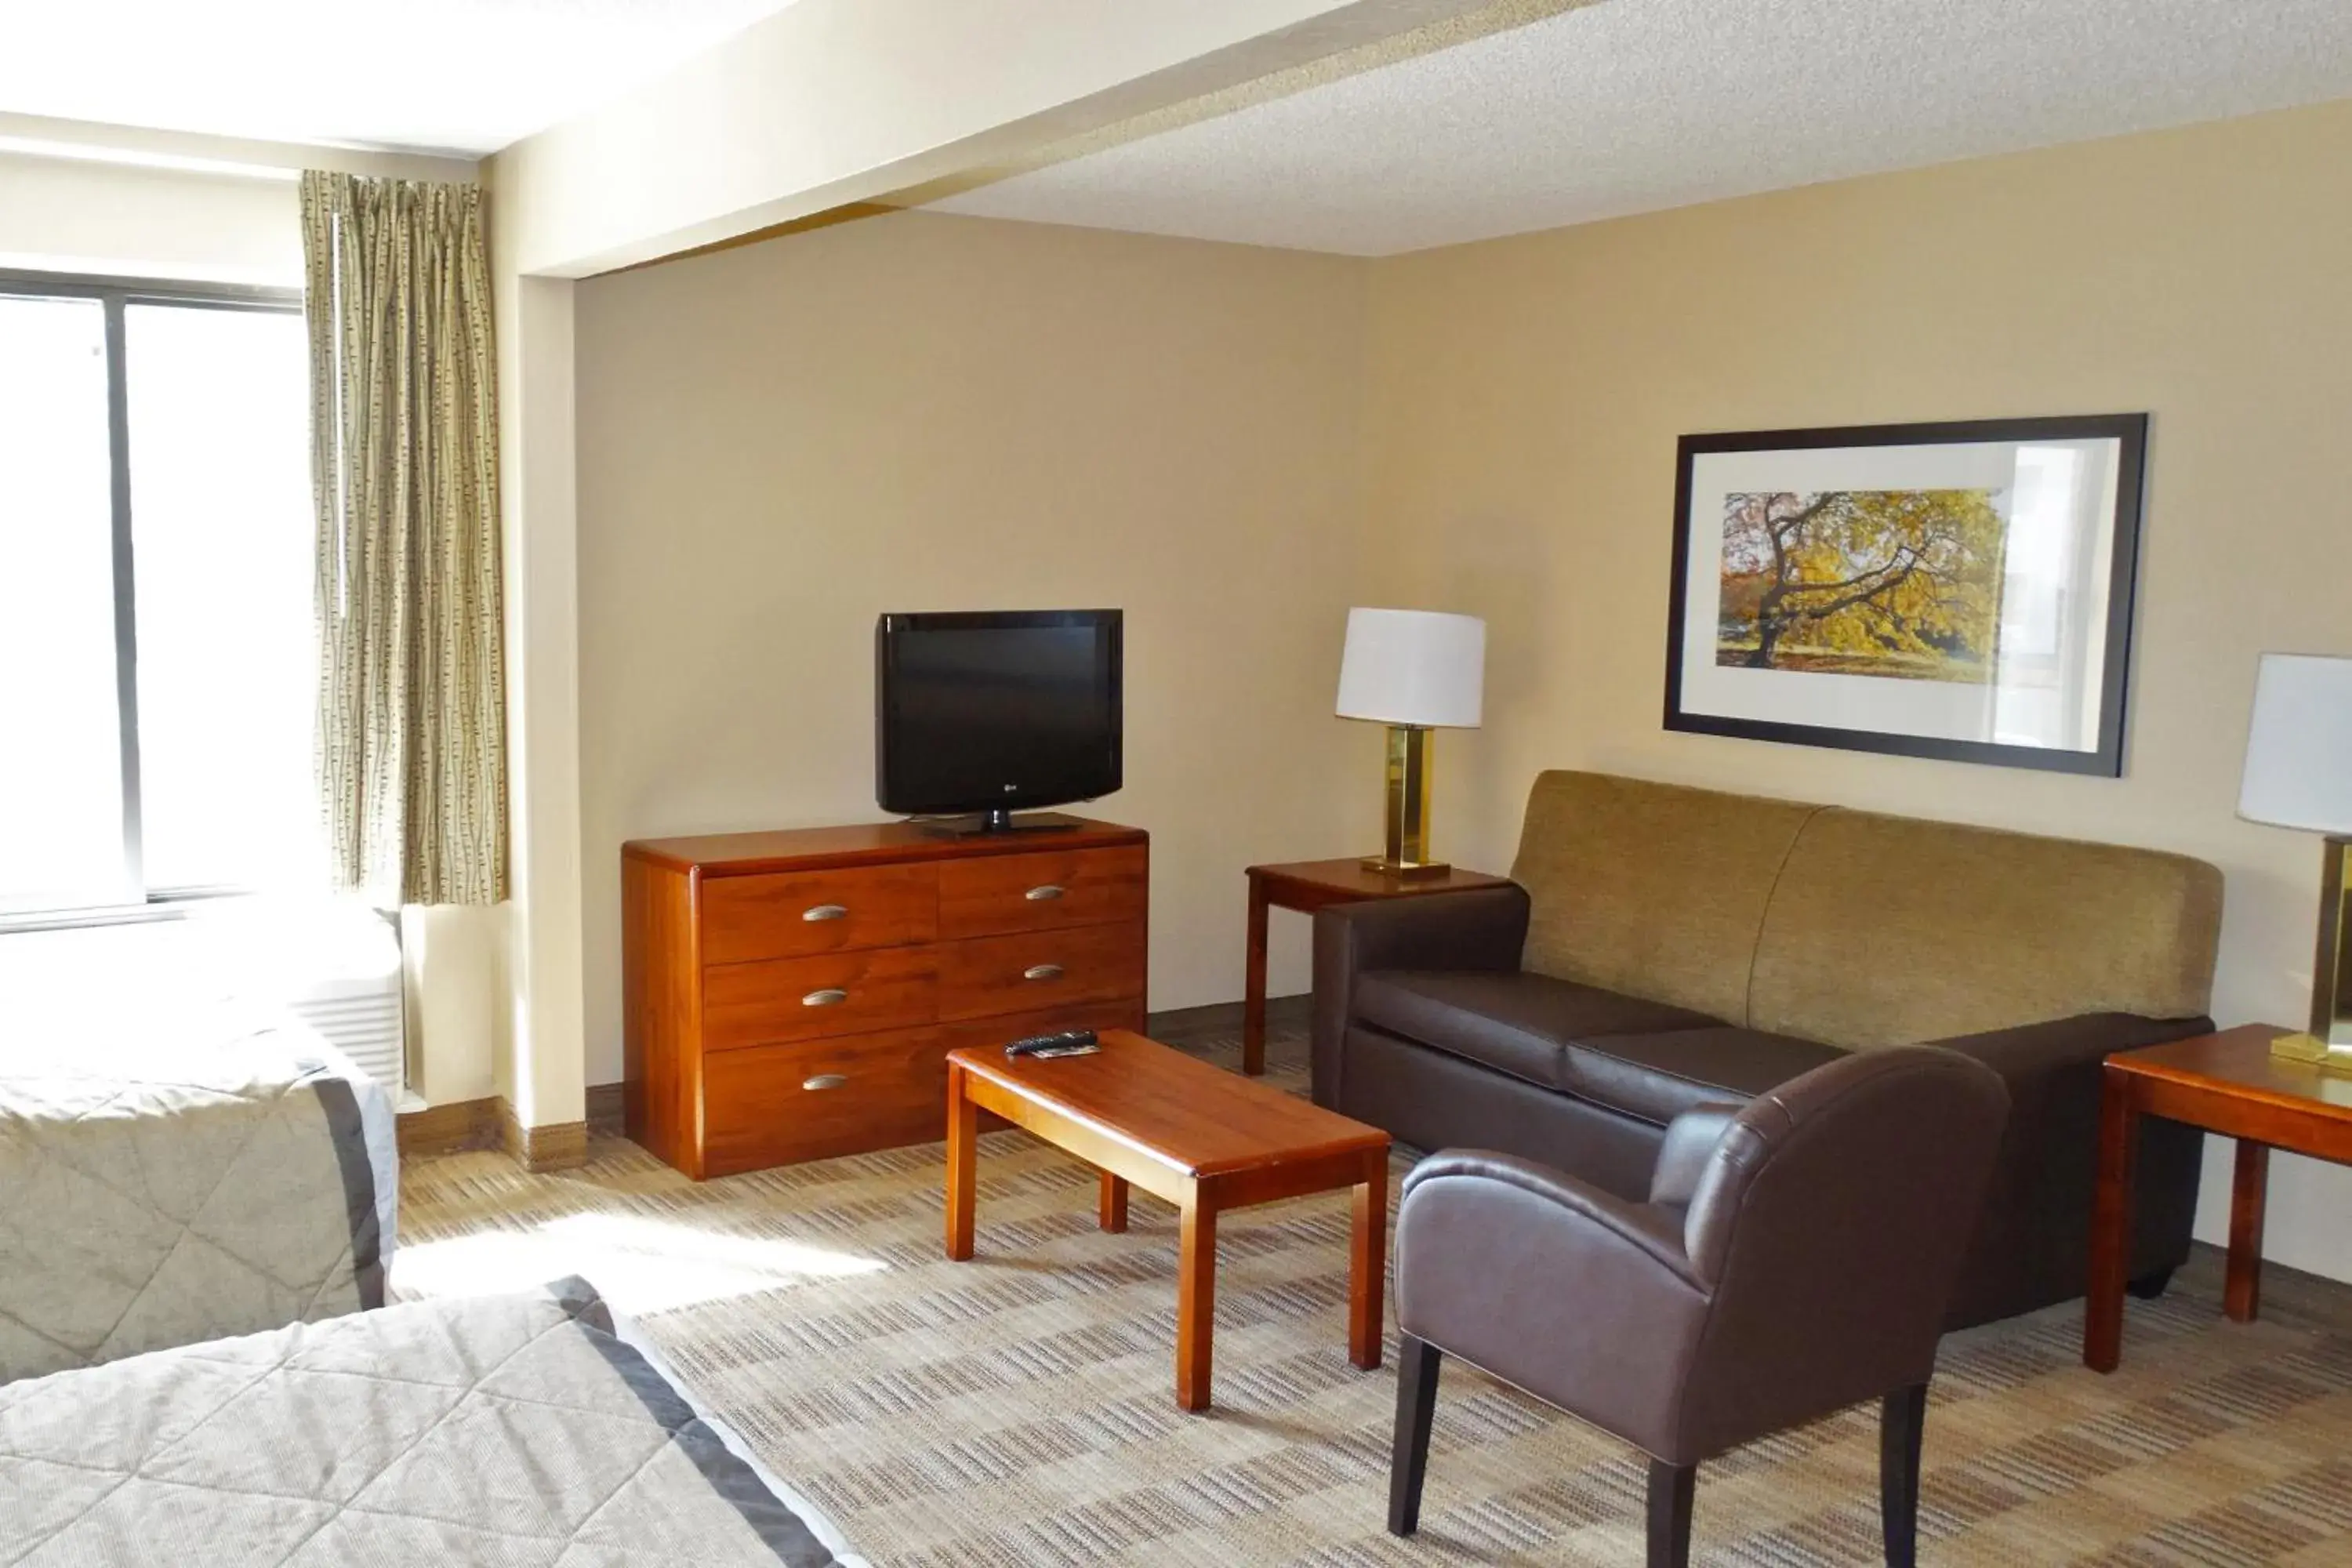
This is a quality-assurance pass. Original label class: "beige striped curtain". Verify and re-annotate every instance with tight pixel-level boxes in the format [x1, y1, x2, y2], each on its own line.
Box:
[301, 171, 507, 906]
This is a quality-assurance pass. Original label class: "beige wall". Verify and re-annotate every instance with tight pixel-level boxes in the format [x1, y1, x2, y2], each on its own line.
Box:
[573, 210, 1381, 1087]
[0, 125, 473, 286]
[0, 154, 299, 284]
[1360, 100, 2352, 1275]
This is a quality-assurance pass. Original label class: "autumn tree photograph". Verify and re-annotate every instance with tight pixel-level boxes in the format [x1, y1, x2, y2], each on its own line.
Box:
[1715, 488, 2007, 681]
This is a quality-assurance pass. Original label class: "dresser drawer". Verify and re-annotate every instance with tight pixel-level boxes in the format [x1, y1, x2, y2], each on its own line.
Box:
[938, 920, 1146, 1022]
[702, 1026, 949, 1175]
[701, 864, 937, 965]
[938, 844, 1146, 938]
[703, 947, 937, 1050]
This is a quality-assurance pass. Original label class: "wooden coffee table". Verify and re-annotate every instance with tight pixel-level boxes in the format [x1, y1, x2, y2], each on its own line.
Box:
[2085, 1022, 2349, 1371]
[944, 1028, 1392, 1411]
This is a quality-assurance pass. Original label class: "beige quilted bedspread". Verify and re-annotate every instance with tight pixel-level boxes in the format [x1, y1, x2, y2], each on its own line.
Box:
[0, 1000, 389, 1383]
[0, 1279, 859, 1566]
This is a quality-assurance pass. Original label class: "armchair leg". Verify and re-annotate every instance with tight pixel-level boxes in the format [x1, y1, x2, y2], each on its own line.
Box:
[1646, 1458, 1695, 1568]
[1881, 1382, 1928, 1568]
[1388, 1335, 1442, 1536]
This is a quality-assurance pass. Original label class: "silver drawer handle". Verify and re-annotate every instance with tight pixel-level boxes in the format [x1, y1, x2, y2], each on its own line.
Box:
[803, 904, 849, 922]
[802, 1073, 848, 1091]
[802, 988, 849, 1007]
[1023, 964, 1064, 982]
[1024, 885, 1065, 902]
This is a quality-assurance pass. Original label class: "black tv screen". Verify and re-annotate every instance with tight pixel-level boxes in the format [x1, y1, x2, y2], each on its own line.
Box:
[875, 609, 1122, 821]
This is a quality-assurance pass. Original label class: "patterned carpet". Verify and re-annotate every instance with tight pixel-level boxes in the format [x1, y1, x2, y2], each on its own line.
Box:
[397, 1008, 2352, 1565]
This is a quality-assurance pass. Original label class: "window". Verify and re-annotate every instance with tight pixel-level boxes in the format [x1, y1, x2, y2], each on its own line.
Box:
[0, 274, 320, 916]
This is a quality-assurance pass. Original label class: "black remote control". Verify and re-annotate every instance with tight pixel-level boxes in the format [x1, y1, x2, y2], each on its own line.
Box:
[1005, 1029, 1099, 1058]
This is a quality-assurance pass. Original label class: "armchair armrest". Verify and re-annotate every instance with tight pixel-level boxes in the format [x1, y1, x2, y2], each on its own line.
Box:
[1311, 885, 1530, 1105]
[1394, 1147, 1710, 1451]
[1404, 1149, 1696, 1280]
[1648, 1105, 1743, 1210]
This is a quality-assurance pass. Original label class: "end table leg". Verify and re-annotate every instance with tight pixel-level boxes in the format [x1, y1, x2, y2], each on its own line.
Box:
[1243, 877, 1269, 1076]
[945, 1062, 977, 1261]
[1350, 1150, 1388, 1371]
[1098, 1171, 1130, 1233]
[2226, 1140, 2269, 1323]
[1177, 1192, 1217, 1411]
[2084, 1066, 2137, 1372]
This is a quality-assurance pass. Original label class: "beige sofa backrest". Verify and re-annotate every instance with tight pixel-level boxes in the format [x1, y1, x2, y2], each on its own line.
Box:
[1510, 771, 2223, 1049]
[1512, 771, 1819, 1027]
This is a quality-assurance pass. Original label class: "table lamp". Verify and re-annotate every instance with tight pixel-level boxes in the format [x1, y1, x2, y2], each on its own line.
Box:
[1336, 608, 1486, 878]
[2237, 652, 2352, 1063]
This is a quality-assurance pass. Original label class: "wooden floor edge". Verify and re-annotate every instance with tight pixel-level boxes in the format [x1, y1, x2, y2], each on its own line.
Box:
[586, 1082, 626, 1137]
[399, 1095, 590, 1172]
[394, 1095, 502, 1159]
[499, 1102, 590, 1173]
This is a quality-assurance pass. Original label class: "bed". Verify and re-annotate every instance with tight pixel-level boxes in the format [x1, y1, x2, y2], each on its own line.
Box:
[0, 1276, 869, 1566]
[0, 993, 397, 1384]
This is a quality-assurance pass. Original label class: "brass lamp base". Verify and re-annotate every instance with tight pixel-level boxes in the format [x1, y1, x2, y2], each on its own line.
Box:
[1360, 856, 1453, 880]
[2270, 1031, 2352, 1074]
[2277, 837, 2352, 1073]
[1368, 724, 1446, 878]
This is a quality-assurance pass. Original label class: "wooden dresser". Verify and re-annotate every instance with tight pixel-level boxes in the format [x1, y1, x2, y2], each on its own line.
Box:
[622, 818, 1149, 1178]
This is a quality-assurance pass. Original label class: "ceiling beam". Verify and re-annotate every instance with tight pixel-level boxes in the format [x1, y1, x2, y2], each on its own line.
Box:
[488, 0, 1538, 278]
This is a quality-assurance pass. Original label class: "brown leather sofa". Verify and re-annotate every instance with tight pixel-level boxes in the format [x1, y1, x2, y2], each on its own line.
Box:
[1312, 770, 2226, 1328]
[1388, 1047, 2012, 1567]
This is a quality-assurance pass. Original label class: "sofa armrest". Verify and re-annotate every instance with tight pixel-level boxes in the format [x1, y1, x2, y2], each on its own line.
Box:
[1922, 1012, 2214, 1077]
[1922, 1012, 2214, 1325]
[1309, 884, 1530, 1108]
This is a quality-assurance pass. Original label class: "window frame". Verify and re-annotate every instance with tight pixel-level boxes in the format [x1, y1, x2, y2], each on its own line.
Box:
[0, 268, 307, 931]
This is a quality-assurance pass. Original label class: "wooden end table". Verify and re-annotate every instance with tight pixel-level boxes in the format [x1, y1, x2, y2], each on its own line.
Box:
[943, 1027, 1392, 1411]
[2085, 1022, 2351, 1371]
[1243, 858, 1511, 1075]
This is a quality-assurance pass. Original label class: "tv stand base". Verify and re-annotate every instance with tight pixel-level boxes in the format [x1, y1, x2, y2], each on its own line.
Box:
[920, 809, 1087, 839]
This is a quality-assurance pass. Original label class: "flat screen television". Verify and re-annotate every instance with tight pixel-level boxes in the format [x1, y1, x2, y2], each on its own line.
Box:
[874, 609, 1123, 833]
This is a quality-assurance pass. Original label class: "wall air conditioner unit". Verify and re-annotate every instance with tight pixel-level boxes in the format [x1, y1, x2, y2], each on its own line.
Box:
[278, 937, 407, 1097]
[191, 899, 408, 1099]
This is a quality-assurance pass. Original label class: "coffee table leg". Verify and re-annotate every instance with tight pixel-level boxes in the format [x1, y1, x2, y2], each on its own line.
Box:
[2084, 1066, 2136, 1372]
[945, 1062, 977, 1262]
[1098, 1171, 1130, 1233]
[1177, 1192, 1217, 1411]
[1350, 1151, 1387, 1371]
[2226, 1140, 2269, 1323]
[1242, 875, 1269, 1076]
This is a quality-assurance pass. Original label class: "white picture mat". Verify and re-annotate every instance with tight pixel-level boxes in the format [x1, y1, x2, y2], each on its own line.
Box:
[1676, 437, 2123, 753]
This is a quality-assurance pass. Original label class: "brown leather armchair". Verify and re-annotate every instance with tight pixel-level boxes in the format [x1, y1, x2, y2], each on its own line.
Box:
[1388, 1047, 2010, 1567]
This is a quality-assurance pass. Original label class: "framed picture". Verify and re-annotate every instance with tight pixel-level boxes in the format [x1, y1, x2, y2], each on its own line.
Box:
[1664, 414, 2147, 776]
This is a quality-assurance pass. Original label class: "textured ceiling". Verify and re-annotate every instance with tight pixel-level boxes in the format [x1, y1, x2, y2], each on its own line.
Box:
[0, 1, 800, 156]
[931, 0, 2352, 255]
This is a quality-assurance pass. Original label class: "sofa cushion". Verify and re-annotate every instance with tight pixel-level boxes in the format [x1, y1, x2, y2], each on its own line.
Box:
[1354, 969, 1719, 1090]
[1564, 1026, 1850, 1127]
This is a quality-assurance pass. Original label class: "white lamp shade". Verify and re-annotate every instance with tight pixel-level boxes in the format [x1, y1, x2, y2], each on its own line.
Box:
[2239, 652, 2352, 833]
[1335, 608, 1486, 728]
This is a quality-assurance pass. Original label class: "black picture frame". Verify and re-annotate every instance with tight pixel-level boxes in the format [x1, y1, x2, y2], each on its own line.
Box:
[1663, 413, 2147, 776]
